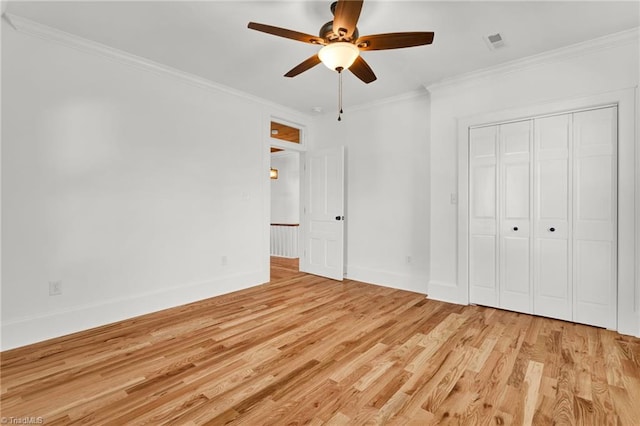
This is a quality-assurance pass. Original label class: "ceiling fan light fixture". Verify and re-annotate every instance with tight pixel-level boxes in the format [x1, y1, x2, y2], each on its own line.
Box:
[247, 1, 435, 121]
[318, 42, 359, 71]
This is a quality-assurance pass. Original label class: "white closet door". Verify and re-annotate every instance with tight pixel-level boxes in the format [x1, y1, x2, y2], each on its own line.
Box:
[499, 121, 532, 313]
[572, 107, 617, 329]
[469, 126, 499, 307]
[534, 114, 572, 321]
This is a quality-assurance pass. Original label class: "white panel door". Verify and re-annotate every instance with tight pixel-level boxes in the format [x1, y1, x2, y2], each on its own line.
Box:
[301, 147, 345, 281]
[499, 120, 532, 313]
[572, 107, 617, 329]
[534, 114, 572, 321]
[469, 126, 499, 307]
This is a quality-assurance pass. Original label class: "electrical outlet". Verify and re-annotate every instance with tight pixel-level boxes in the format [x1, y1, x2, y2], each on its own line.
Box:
[406, 256, 412, 264]
[49, 280, 62, 296]
[450, 193, 458, 204]
[221, 256, 228, 266]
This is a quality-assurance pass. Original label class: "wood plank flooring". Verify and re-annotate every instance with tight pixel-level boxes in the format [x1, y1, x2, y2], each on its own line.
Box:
[269, 256, 300, 281]
[2, 258, 639, 424]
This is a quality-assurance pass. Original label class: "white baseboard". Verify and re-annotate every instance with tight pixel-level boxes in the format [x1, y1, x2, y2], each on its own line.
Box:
[427, 280, 468, 305]
[425, 293, 466, 306]
[345, 265, 428, 294]
[1, 271, 266, 351]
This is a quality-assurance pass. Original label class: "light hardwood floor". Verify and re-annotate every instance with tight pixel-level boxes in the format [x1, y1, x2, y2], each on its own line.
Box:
[2, 258, 639, 424]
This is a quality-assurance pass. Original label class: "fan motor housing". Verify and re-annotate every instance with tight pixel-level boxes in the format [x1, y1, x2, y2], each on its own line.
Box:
[320, 21, 359, 42]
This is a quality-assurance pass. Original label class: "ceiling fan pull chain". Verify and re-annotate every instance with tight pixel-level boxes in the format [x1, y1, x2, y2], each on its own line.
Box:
[337, 67, 343, 121]
[340, 70, 343, 114]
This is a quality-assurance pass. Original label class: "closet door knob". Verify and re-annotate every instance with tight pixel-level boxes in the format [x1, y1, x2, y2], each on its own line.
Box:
[549, 227, 556, 232]
[513, 227, 518, 231]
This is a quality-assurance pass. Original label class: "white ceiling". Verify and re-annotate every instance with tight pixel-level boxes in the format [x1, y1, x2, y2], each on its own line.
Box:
[5, 1, 640, 114]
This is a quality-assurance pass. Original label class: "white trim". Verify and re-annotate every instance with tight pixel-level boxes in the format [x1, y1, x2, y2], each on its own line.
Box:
[5, 13, 309, 119]
[0, 11, 4, 352]
[347, 88, 429, 113]
[270, 150, 301, 159]
[427, 279, 458, 289]
[468, 104, 619, 130]
[636, 86, 640, 336]
[270, 139, 308, 152]
[1, 271, 265, 351]
[261, 115, 272, 283]
[426, 287, 467, 306]
[346, 265, 428, 295]
[457, 88, 638, 336]
[428, 27, 640, 92]
[298, 151, 308, 272]
[428, 279, 466, 306]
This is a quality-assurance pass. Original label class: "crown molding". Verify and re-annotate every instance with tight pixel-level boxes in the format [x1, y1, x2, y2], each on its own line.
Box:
[427, 26, 640, 93]
[347, 87, 429, 113]
[5, 13, 311, 118]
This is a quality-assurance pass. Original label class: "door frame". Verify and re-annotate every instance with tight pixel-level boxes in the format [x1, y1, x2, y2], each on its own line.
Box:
[262, 113, 308, 281]
[456, 88, 637, 335]
[260, 111, 309, 283]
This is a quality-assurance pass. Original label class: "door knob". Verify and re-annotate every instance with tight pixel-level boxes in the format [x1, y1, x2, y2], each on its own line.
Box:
[513, 227, 518, 231]
[549, 227, 556, 232]
[335, 216, 344, 221]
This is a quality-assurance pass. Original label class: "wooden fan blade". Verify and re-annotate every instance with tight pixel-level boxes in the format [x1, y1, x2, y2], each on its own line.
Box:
[356, 32, 435, 51]
[332, 0, 363, 39]
[349, 56, 376, 84]
[285, 54, 322, 78]
[248, 22, 325, 45]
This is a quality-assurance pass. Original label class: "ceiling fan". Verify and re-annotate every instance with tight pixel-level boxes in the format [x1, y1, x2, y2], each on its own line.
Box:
[248, 0, 434, 119]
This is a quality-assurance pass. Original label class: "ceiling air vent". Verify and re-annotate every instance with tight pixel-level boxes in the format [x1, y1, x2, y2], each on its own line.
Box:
[485, 32, 505, 50]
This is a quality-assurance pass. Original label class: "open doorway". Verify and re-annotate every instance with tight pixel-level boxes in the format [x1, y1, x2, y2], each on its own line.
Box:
[269, 120, 303, 277]
[267, 118, 346, 282]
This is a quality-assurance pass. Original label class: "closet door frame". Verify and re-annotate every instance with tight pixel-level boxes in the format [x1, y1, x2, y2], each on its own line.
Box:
[456, 88, 638, 336]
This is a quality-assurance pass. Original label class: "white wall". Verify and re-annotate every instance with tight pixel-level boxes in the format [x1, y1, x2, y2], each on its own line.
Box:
[312, 93, 430, 293]
[428, 29, 639, 335]
[0, 18, 307, 349]
[270, 151, 300, 224]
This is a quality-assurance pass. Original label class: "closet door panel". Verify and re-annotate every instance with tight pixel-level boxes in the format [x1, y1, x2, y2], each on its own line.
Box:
[502, 236, 530, 302]
[499, 121, 532, 313]
[469, 126, 498, 307]
[534, 114, 571, 321]
[575, 240, 613, 302]
[538, 239, 569, 299]
[538, 159, 568, 219]
[576, 156, 613, 238]
[472, 165, 497, 219]
[504, 163, 530, 219]
[573, 107, 617, 329]
[470, 235, 497, 294]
